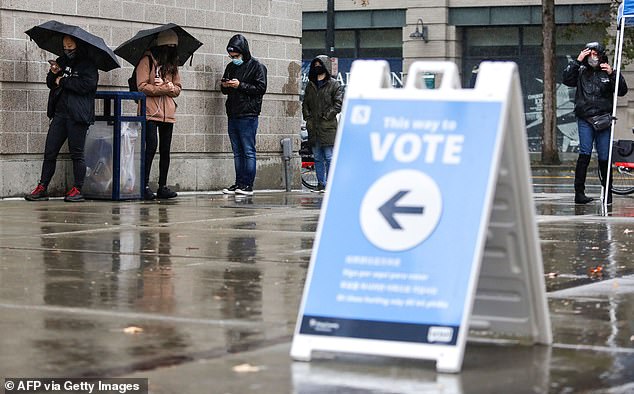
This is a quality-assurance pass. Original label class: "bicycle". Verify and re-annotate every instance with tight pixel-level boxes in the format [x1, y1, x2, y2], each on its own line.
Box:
[610, 137, 634, 195]
[299, 127, 318, 191]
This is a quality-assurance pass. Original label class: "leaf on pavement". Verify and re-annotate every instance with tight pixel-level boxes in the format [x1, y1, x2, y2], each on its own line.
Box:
[123, 326, 144, 334]
[232, 363, 260, 373]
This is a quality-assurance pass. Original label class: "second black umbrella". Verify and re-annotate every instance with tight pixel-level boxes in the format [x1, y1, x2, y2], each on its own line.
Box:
[114, 23, 203, 67]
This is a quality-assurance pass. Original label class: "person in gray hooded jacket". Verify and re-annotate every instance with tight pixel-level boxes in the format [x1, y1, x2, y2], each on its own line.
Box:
[302, 55, 344, 192]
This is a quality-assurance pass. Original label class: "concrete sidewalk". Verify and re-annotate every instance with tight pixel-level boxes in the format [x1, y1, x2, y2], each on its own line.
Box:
[1, 187, 633, 393]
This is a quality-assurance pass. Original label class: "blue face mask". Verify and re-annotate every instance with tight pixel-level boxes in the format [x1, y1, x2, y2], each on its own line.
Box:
[232, 58, 243, 66]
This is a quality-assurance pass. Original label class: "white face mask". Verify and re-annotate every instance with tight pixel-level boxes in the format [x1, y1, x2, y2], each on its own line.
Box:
[588, 56, 600, 68]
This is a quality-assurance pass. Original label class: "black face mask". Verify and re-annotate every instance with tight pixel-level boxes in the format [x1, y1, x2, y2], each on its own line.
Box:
[64, 49, 76, 60]
[152, 46, 178, 67]
[313, 65, 325, 75]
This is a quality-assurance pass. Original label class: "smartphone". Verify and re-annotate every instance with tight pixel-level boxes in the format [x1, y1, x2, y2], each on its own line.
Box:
[221, 78, 229, 82]
[48, 59, 60, 73]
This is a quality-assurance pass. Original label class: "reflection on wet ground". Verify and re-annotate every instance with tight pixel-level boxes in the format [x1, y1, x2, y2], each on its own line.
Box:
[0, 193, 316, 378]
[1, 175, 633, 392]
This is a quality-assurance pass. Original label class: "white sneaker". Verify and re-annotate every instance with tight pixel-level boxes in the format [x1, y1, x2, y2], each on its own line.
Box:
[235, 185, 254, 196]
[222, 184, 238, 195]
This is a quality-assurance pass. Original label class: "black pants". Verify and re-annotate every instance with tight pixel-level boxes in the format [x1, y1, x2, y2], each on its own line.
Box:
[145, 120, 174, 187]
[40, 116, 89, 189]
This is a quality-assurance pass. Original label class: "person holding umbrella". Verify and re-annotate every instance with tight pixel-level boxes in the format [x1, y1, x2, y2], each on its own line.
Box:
[134, 29, 182, 200]
[24, 35, 99, 202]
[114, 23, 201, 200]
[23, 20, 119, 202]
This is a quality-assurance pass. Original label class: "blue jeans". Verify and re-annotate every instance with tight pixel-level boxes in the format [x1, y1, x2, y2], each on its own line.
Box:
[312, 140, 333, 186]
[578, 118, 611, 161]
[228, 116, 258, 187]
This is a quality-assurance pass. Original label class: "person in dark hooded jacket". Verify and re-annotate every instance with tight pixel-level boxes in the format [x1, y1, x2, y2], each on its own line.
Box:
[563, 41, 628, 205]
[25, 35, 98, 202]
[302, 55, 344, 192]
[220, 34, 267, 196]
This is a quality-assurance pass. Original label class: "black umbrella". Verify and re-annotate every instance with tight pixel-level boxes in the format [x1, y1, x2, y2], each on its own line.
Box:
[25, 20, 120, 72]
[114, 23, 203, 67]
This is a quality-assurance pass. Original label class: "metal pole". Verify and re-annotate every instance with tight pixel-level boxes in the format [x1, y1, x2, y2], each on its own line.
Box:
[604, 18, 626, 214]
[281, 138, 292, 192]
[326, 0, 335, 56]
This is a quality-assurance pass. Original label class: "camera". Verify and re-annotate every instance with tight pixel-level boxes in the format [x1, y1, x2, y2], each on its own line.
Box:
[585, 42, 605, 54]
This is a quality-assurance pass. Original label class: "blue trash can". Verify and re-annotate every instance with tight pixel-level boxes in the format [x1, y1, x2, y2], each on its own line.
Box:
[83, 91, 146, 200]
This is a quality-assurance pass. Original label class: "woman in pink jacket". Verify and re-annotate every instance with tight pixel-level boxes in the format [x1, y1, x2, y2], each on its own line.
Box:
[136, 29, 182, 200]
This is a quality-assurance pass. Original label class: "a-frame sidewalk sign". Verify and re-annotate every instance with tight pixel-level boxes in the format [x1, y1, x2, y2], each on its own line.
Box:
[607, 1, 634, 213]
[291, 60, 552, 373]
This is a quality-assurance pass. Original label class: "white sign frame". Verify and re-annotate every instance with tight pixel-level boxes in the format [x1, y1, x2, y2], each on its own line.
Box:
[291, 60, 552, 373]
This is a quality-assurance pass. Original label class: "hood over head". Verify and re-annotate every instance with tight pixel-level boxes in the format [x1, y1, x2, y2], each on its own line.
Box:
[308, 55, 332, 83]
[585, 41, 608, 65]
[226, 34, 252, 62]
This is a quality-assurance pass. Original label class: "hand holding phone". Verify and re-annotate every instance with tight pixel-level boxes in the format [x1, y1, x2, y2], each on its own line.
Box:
[48, 59, 60, 73]
[222, 78, 239, 88]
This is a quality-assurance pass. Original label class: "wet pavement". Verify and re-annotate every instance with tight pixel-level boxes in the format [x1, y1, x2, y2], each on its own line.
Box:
[1, 169, 634, 393]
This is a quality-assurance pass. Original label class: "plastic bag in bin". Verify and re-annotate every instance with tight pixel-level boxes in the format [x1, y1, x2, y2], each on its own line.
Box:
[121, 122, 139, 193]
[85, 135, 113, 193]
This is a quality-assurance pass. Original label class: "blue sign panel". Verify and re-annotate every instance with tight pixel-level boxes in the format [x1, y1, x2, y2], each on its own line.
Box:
[299, 97, 503, 345]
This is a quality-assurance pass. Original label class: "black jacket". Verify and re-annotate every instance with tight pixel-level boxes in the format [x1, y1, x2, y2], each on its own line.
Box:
[46, 53, 99, 124]
[221, 34, 267, 118]
[562, 59, 628, 119]
[302, 55, 344, 146]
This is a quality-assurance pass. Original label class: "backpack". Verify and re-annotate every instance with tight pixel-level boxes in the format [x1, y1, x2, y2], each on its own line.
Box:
[127, 54, 152, 93]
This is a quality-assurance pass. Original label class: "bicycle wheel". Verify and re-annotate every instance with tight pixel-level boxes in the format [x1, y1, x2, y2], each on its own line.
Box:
[301, 163, 318, 191]
[611, 163, 634, 195]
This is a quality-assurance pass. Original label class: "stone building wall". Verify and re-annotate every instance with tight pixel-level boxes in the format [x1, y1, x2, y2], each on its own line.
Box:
[0, 0, 303, 197]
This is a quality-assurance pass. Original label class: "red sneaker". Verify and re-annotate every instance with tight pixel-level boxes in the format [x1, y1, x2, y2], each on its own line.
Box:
[24, 184, 49, 201]
[64, 186, 84, 202]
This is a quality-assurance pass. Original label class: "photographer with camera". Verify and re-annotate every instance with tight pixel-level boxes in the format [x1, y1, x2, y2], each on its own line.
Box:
[563, 42, 628, 205]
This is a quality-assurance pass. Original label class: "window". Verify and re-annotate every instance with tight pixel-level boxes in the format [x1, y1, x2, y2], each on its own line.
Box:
[301, 28, 404, 91]
[462, 24, 606, 152]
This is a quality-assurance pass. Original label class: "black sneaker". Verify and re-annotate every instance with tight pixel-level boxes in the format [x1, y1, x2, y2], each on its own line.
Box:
[312, 183, 325, 193]
[157, 186, 177, 199]
[25, 184, 49, 201]
[235, 185, 254, 196]
[143, 186, 156, 200]
[64, 186, 84, 202]
[222, 184, 238, 195]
